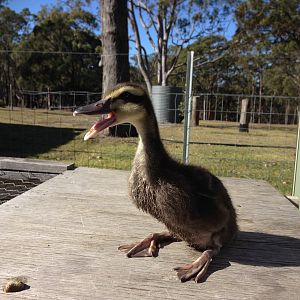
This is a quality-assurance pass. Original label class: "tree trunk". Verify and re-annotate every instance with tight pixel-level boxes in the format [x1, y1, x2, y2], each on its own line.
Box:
[161, 40, 167, 86]
[157, 14, 163, 86]
[100, 0, 137, 137]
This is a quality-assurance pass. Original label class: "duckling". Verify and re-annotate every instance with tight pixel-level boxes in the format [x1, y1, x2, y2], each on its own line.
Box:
[74, 82, 238, 283]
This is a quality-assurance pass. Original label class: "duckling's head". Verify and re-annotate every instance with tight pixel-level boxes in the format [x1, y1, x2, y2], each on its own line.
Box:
[73, 82, 154, 140]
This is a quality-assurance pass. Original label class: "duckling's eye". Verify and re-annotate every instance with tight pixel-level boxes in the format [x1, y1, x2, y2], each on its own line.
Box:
[123, 92, 130, 99]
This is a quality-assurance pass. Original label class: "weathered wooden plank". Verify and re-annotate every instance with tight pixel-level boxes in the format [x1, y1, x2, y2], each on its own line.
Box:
[0, 157, 74, 173]
[0, 168, 300, 299]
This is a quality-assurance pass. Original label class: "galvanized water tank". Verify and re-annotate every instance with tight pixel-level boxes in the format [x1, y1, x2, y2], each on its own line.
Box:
[151, 85, 183, 123]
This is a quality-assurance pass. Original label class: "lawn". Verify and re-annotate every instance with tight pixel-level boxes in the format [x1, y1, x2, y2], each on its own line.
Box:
[0, 107, 296, 195]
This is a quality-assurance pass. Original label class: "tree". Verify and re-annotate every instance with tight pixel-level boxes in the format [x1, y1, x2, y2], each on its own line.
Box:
[234, 0, 300, 96]
[100, 0, 137, 137]
[100, 0, 130, 91]
[0, 5, 30, 104]
[171, 36, 233, 92]
[15, 5, 101, 92]
[128, 0, 236, 93]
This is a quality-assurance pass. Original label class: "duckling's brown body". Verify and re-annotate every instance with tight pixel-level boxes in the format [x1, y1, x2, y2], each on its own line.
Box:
[125, 100, 238, 282]
[74, 82, 238, 283]
[129, 150, 237, 251]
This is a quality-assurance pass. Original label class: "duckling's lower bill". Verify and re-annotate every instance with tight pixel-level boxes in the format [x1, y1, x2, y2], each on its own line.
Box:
[73, 98, 117, 140]
[83, 112, 117, 141]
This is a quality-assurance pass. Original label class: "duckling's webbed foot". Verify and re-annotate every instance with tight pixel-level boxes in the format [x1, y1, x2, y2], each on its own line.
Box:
[174, 249, 218, 283]
[118, 231, 178, 258]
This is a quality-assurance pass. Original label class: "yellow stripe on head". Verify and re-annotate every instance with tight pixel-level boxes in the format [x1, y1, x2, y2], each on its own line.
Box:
[104, 83, 146, 99]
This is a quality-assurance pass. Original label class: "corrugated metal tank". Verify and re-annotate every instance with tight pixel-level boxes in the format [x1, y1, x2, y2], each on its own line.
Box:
[151, 86, 183, 123]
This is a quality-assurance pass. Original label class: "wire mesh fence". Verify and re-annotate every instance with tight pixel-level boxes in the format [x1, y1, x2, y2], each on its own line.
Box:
[0, 176, 43, 204]
[187, 93, 299, 196]
[0, 170, 56, 204]
[0, 89, 298, 196]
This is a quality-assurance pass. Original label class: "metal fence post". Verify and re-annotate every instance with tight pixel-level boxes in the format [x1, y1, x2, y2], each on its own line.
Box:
[183, 51, 194, 164]
[9, 84, 13, 110]
[292, 111, 300, 209]
[47, 87, 50, 110]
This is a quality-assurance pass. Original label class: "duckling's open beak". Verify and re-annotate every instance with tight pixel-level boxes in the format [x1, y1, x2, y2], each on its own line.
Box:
[73, 99, 117, 141]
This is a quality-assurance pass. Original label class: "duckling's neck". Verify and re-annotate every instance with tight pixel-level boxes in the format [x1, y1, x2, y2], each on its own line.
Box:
[133, 114, 170, 174]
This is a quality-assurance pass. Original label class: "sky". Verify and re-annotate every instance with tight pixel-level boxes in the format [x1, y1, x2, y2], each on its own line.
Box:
[8, 0, 97, 14]
[7, 0, 236, 57]
[7, 0, 148, 54]
[9, 0, 63, 14]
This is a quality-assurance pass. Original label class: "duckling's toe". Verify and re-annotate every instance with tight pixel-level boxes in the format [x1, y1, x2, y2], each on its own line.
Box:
[174, 250, 214, 283]
[118, 234, 159, 257]
[118, 231, 178, 258]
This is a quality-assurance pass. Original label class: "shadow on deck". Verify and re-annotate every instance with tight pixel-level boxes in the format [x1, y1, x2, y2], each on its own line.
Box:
[0, 123, 83, 157]
[0, 167, 299, 299]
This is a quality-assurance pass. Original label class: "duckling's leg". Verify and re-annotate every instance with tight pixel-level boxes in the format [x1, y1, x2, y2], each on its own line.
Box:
[118, 231, 179, 257]
[174, 248, 219, 283]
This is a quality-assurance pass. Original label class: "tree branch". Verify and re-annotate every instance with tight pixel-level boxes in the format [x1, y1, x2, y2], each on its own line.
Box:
[195, 52, 227, 68]
[135, 0, 158, 34]
[128, 0, 151, 92]
[166, 0, 177, 37]
[138, 5, 158, 53]
[166, 45, 182, 80]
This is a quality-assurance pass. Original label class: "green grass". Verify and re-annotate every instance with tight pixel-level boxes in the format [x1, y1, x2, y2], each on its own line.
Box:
[0, 107, 296, 195]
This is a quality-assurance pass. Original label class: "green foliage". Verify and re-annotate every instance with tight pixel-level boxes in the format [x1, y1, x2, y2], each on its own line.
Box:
[0, 6, 31, 103]
[0, 1, 101, 96]
[233, 0, 300, 96]
[15, 5, 101, 91]
[169, 36, 240, 94]
[0, 0, 299, 98]
[167, 0, 300, 98]
[129, 0, 239, 89]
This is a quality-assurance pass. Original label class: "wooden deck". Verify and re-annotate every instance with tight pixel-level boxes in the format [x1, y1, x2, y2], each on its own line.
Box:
[0, 167, 300, 299]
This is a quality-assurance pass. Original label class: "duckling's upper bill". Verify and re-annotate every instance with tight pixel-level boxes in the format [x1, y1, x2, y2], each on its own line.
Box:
[73, 83, 146, 141]
[73, 98, 117, 140]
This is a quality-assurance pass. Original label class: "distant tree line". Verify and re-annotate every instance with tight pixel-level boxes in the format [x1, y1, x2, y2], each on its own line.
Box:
[0, 0, 299, 108]
[0, 0, 101, 106]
